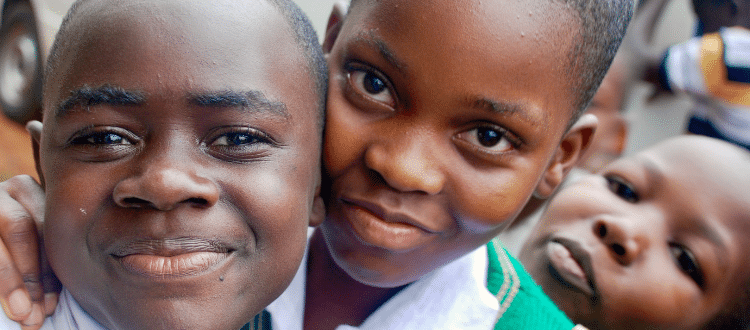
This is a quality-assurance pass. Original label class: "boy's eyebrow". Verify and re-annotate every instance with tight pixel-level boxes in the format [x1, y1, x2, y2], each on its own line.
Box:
[56, 85, 146, 118]
[351, 32, 408, 72]
[471, 98, 542, 126]
[189, 90, 289, 118]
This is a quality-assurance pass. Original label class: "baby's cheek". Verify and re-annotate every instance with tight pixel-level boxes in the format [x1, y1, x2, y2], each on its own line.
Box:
[602, 273, 700, 329]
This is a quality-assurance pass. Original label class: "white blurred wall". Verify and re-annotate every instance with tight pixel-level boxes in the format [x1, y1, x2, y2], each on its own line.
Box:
[293, 0, 341, 41]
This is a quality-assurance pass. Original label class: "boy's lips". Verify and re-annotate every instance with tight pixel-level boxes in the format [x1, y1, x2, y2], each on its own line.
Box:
[340, 197, 440, 251]
[110, 238, 233, 278]
[546, 237, 598, 299]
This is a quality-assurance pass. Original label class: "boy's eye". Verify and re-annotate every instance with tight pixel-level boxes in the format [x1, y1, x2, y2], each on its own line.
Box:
[455, 126, 515, 153]
[71, 132, 132, 146]
[605, 176, 639, 203]
[211, 132, 262, 146]
[347, 68, 395, 106]
[670, 244, 705, 287]
[206, 128, 275, 161]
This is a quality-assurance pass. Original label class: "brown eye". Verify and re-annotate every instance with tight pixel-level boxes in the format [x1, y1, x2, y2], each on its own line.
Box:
[605, 176, 639, 203]
[72, 132, 132, 145]
[347, 68, 394, 106]
[455, 126, 514, 153]
[670, 244, 704, 287]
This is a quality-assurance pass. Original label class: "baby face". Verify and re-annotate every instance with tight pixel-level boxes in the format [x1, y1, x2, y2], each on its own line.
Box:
[36, 1, 322, 329]
[321, 0, 587, 287]
[520, 136, 750, 329]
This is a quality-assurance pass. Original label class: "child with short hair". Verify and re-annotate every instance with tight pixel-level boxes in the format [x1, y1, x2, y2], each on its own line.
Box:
[631, 0, 750, 150]
[0, 0, 327, 328]
[520, 135, 750, 330]
[290, 0, 631, 328]
[0, 0, 633, 329]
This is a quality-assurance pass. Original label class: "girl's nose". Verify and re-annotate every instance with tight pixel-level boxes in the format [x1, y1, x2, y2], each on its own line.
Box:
[363, 137, 446, 195]
[113, 157, 220, 211]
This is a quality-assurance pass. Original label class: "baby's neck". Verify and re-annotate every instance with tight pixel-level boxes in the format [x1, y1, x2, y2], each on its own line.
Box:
[303, 229, 405, 330]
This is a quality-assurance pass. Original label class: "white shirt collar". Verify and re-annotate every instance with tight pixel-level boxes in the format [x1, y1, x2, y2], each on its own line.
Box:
[267, 231, 499, 330]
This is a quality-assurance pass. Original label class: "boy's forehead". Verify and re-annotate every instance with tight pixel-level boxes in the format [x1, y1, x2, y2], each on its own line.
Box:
[345, 0, 580, 121]
[45, 0, 310, 116]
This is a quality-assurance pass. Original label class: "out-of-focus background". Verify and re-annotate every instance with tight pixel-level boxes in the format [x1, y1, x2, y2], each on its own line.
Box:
[0, 0, 697, 181]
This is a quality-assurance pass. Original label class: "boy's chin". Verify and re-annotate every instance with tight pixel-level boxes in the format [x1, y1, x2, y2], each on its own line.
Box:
[85, 286, 266, 330]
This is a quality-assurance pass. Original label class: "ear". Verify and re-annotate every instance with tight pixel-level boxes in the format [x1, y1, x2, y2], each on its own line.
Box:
[26, 120, 44, 187]
[535, 114, 597, 198]
[322, 1, 349, 54]
[309, 171, 326, 227]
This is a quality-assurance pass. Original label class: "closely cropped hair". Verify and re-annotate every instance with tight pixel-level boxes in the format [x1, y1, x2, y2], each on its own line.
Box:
[267, 0, 328, 130]
[349, 0, 633, 125]
[560, 0, 633, 123]
[44, 0, 328, 129]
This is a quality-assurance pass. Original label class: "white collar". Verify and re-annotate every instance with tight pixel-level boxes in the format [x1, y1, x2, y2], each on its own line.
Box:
[267, 232, 499, 330]
[36, 289, 107, 330]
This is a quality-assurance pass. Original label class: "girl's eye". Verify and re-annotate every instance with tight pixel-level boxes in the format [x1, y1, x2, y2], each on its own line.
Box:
[605, 176, 639, 203]
[455, 126, 515, 153]
[670, 244, 705, 287]
[71, 131, 132, 146]
[347, 68, 395, 106]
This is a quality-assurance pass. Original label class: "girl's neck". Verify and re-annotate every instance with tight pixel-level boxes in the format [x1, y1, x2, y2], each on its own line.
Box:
[303, 229, 405, 330]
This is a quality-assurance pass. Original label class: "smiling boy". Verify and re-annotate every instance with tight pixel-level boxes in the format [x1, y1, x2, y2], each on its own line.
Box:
[299, 0, 631, 329]
[520, 135, 750, 329]
[0, 0, 633, 329]
[0, 0, 327, 329]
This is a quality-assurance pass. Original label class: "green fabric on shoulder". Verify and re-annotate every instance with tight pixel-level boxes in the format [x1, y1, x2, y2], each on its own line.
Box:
[487, 239, 576, 329]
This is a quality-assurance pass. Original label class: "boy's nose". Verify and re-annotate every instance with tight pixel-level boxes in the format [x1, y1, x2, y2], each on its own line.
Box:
[113, 159, 220, 211]
[592, 217, 648, 266]
[364, 138, 446, 195]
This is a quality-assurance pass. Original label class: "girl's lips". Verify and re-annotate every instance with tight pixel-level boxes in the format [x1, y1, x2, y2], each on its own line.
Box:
[110, 238, 233, 278]
[546, 238, 598, 298]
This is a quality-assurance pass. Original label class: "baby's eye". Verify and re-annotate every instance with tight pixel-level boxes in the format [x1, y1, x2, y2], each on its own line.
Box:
[670, 244, 704, 287]
[71, 132, 132, 146]
[347, 68, 395, 106]
[605, 176, 639, 203]
[455, 126, 516, 153]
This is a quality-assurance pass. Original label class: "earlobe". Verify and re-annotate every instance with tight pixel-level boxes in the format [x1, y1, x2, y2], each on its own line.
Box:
[322, 1, 348, 54]
[26, 120, 45, 187]
[535, 114, 598, 198]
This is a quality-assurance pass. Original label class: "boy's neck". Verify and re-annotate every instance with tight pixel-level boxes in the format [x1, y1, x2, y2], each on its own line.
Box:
[304, 229, 405, 330]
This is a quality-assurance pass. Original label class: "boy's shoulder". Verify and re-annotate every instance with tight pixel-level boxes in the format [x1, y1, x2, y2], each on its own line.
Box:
[486, 239, 581, 330]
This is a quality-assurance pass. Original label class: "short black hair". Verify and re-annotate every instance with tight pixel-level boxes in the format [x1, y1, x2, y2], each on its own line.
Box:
[44, 0, 328, 129]
[349, 0, 634, 125]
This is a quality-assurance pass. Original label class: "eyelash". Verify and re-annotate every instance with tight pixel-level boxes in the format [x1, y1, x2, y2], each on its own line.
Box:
[204, 127, 276, 161]
[344, 62, 397, 110]
[670, 243, 705, 287]
[605, 175, 639, 203]
[454, 124, 522, 158]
